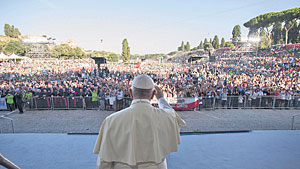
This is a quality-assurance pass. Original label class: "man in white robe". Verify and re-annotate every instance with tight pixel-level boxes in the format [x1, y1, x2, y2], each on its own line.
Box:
[94, 74, 186, 169]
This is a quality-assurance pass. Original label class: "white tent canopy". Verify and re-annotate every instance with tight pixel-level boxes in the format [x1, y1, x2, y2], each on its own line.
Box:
[0, 52, 10, 59]
[0, 52, 29, 60]
[9, 53, 25, 59]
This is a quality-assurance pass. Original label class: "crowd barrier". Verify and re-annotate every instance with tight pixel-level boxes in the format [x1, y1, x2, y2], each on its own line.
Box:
[27, 96, 133, 111]
[1, 96, 300, 111]
[195, 96, 300, 110]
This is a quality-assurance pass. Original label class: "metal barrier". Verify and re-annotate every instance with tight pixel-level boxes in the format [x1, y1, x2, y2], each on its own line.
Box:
[68, 97, 84, 109]
[35, 97, 52, 110]
[291, 113, 300, 130]
[22, 96, 300, 111]
[0, 111, 16, 133]
[85, 97, 100, 110]
[53, 97, 68, 109]
[198, 96, 300, 110]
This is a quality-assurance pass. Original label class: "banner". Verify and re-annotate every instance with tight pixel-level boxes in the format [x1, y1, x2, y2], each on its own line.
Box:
[136, 62, 141, 68]
[0, 98, 7, 110]
[170, 97, 199, 110]
[152, 97, 199, 110]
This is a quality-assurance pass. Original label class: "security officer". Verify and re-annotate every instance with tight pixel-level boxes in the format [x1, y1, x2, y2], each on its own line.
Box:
[94, 74, 186, 169]
[91, 89, 99, 108]
[15, 90, 24, 114]
[6, 92, 14, 112]
[25, 89, 33, 109]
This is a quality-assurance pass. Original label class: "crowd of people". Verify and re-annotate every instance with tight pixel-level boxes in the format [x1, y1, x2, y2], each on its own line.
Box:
[1, 45, 300, 111]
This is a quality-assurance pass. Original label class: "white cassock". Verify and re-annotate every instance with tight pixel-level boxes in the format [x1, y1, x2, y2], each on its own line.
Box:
[93, 98, 186, 169]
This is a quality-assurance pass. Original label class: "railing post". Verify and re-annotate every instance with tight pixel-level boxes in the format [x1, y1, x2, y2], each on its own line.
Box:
[291, 114, 300, 130]
[11, 119, 15, 133]
[259, 97, 262, 108]
[51, 97, 54, 110]
[213, 97, 216, 110]
[292, 116, 295, 130]
[272, 97, 276, 110]
[83, 97, 86, 110]
[35, 98, 38, 109]
[243, 96, 247, 109]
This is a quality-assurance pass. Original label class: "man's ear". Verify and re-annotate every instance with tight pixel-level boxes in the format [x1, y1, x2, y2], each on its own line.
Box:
[150, 89, 156, 100]
[129, 88, 133, 99]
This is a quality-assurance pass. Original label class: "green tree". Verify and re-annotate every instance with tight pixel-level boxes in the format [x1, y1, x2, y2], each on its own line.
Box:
[122, 38, 130, 62]
[297, 24, 300, 43]
[4, 24, 11, 37]
[178, 41, 185, 51]
[232, 25, 241, 44]
[92, 50, 109, 57]
[209, 38, 212, 44]
[287, 19, 298, 44]
[74, 46, 86, 58]
[220, 37, 225, 47]
[0, 41, 7, 52]
[107, 53, 120, 62]
[244, 7, 300, 45]
[191, 47, 198, 50]
[204, 38, 208, 44]
[198, 41, 204, 49]
[204, 43, 213, 51]
[14, 28, 21, 38]
[224, 41, 235, 47]
[122, 39, 129, 62]
[3, 40, 25, 55]
[51, 44, 86, 59]
[212, 35, 220, 49]
[11, 25, 16, 38]
[185, 41, 190, 51]
[259, 29, 270, 49]
[272, 22, 282, 44]
[127, 46, 130, 60]
[3, 24, 21, 38]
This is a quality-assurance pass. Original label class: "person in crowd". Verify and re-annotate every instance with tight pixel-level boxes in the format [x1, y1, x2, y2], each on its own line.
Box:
[5, 92, 14, 111]
[0, 46, 299, 110]
[15, 90, 24, 114]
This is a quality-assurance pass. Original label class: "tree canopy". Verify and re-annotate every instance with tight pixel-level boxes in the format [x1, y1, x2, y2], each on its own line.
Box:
[232, 25, 241, 43]
[198, 41, 204, 49]
[50, 44, 86, 59]
[212, 35, 220, 49]
[122, 38, 130, 62]
[244, 7, 300, 45]
[4, 24, 21, 38]
[185, 41, 191, 51]
[220, 37, 225, 47]
[1, 40, 26, 55]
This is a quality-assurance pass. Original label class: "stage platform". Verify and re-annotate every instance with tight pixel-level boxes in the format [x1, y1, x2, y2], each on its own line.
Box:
[1, 131, 300, 169]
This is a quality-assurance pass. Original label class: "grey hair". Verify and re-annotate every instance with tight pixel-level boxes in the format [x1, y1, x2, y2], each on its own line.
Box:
[132, 87, 154, 98]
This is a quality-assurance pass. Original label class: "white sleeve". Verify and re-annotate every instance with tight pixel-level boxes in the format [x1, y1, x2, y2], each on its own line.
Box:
[158, 98, 173, 110]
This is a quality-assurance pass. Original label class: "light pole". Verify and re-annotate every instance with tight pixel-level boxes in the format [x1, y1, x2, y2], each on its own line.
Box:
[100, 39, 103, 51]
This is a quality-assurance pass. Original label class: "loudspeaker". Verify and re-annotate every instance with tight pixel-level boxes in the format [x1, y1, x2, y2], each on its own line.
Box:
[91, 57, 106, 64]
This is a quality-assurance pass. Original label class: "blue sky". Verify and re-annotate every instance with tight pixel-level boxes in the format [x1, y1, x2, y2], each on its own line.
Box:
[0, 0, 299, 54]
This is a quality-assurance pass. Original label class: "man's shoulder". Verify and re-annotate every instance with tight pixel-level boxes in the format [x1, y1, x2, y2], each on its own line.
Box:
[105, 105, 176, 121]
[105, 107, 132, 121]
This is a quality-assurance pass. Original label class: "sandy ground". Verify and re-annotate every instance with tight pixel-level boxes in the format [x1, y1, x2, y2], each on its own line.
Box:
[1, 109, 300, 133]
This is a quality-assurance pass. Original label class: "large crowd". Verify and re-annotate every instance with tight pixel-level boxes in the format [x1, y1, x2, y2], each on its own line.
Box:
[1, 45, 300, 110]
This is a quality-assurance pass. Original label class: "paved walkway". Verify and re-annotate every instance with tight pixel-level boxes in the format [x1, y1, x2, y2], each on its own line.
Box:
[1, 109, 300, 133]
